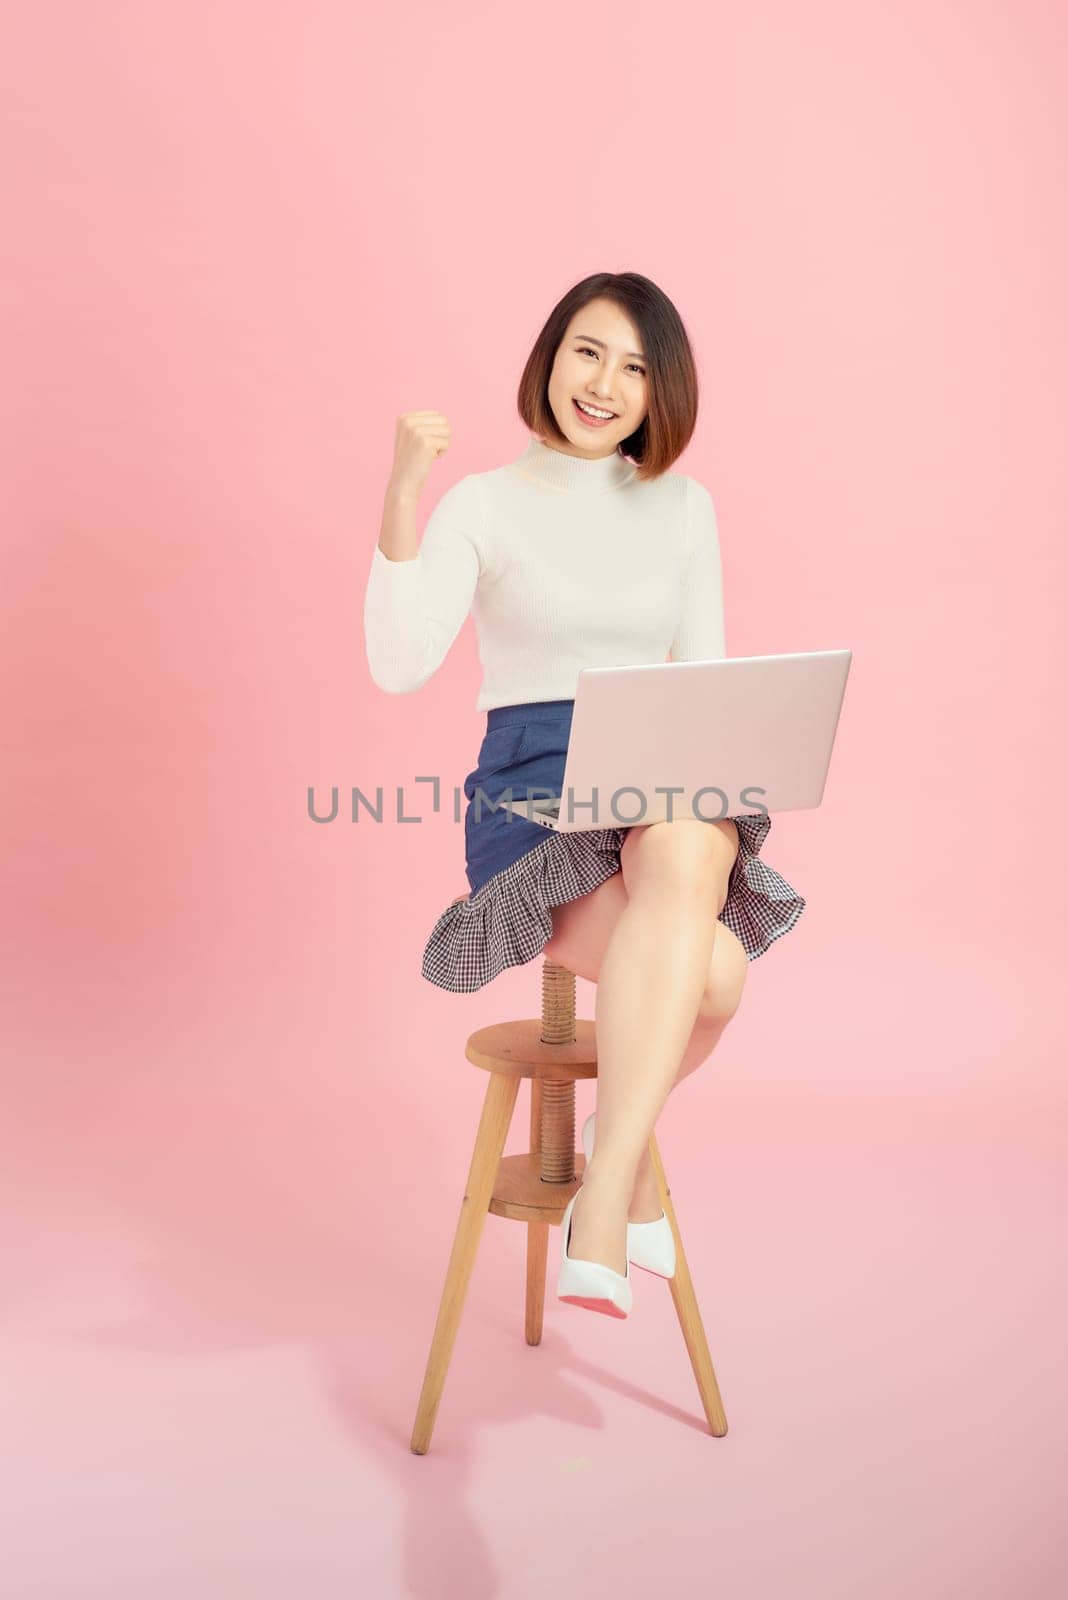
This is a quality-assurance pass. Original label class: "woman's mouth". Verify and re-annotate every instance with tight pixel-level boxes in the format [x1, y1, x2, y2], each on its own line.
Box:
[572, 398, 618, 428]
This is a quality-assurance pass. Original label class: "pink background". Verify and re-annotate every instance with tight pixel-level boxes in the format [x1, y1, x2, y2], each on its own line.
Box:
[3, 3, 1065, 1595]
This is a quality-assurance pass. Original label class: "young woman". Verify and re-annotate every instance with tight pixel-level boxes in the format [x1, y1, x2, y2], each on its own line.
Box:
[364, 271, 805, 1318]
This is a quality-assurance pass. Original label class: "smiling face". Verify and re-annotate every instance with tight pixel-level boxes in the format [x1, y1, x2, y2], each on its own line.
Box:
[544, 297, 650, 458]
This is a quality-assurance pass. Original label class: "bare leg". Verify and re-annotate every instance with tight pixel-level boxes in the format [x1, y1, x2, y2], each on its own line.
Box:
[567, 825, 730, 1275]
[626, 1013, 727, 1220]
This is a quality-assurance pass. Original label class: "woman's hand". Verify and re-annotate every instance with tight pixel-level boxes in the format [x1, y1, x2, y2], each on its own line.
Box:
[387, 410, 451, 502]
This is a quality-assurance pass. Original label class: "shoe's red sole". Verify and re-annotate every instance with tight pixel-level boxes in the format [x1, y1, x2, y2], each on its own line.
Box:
[559, 1293, 629, 1318]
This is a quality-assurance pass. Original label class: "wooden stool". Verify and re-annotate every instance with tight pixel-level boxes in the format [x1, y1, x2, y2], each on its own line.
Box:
[410, 947, 729, 1454]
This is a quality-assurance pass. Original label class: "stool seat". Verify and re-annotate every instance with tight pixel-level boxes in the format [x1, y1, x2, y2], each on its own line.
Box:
[466, 1018, 598, 1079]
[409, 954, 729, 1454]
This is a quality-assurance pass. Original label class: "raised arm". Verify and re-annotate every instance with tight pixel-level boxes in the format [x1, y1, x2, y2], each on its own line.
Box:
[669, 475, 726, 662]
[363, 472, 485, 693]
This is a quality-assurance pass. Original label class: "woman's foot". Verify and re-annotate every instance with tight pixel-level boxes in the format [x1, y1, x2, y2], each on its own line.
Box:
[567, 1175, 629, 1277]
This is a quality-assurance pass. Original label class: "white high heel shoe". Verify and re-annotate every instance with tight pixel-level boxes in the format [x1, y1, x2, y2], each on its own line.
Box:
[556, 1186, 633, 1319]
[581, 1111, 677, 1280]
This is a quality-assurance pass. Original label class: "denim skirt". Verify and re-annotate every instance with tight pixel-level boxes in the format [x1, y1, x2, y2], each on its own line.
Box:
[421, 697, 807, 994]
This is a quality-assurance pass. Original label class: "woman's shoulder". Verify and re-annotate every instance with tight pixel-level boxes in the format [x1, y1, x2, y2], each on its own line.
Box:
[632, 467, 699, 525]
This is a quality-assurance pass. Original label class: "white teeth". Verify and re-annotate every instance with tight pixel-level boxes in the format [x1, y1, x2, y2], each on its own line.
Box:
[576, 400, 616, 419]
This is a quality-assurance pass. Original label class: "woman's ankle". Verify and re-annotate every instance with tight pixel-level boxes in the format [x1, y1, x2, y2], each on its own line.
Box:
[627, 1169, 663, 1222]
[582, 1157, 637, 1205]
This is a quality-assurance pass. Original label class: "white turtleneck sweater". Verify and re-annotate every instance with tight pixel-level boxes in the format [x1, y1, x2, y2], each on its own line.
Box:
[362, 435, 725, 712]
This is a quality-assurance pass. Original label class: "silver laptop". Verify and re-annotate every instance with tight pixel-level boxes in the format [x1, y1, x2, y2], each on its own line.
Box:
[496, 649, 852, 832]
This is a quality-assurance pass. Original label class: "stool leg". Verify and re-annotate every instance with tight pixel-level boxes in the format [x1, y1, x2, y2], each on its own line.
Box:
[649, 1133, 729, 1436]
[524, 1217, 549, 1345]
[525, 1076, 547, 1345]
[410, 1071, 520, 1455]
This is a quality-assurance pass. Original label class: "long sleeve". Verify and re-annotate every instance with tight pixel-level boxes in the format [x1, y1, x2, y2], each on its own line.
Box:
[669, 475, 726, 662]
[363, 475, 486, 694]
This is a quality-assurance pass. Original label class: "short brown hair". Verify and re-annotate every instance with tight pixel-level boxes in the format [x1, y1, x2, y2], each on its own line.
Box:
[517, 271, 699, 482]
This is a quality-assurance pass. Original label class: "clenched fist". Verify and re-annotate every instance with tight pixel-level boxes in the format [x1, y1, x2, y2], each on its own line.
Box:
[388, 410, 452, 501]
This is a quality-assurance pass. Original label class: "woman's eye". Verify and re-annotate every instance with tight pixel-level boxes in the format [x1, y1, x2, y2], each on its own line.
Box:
[576, 345, 645, 376]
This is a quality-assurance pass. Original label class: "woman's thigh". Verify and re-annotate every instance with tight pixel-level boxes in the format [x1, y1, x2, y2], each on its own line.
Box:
[543, 820, 746, 1013]
[543, 868, 630, 978]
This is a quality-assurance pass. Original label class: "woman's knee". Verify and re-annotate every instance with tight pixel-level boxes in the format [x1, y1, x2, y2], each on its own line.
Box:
[620, 818, 735, 905]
